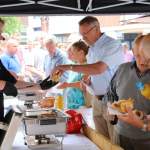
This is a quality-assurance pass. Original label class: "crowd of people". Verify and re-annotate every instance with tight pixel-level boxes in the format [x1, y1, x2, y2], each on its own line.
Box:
[0, 16, 150, 150]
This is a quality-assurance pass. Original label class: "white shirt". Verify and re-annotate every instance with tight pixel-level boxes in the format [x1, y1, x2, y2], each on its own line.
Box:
[23, 49, 35, 66]
[86, 33, 124, 95]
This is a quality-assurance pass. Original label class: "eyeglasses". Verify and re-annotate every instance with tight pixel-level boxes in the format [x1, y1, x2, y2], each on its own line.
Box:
[81, 25, 96, 37]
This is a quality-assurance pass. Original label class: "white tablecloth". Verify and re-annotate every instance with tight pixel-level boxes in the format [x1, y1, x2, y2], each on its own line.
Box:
[13, 129, 100, 150]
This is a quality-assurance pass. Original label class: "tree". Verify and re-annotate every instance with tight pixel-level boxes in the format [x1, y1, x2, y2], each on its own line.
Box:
[1, 17, 22, 35]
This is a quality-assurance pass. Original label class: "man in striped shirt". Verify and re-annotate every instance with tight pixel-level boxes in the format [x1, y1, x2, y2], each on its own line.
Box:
[44, 37, 69, 82]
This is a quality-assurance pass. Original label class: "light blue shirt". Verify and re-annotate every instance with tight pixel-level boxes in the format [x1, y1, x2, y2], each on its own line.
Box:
[44, 49, 69, 82]
[64, 71, 85, 109]
[86, 33, 124, 95]
[0, 53, 21, 74]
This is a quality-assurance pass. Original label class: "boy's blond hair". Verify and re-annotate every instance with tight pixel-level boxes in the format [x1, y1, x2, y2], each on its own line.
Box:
[139, 34, 150, 59]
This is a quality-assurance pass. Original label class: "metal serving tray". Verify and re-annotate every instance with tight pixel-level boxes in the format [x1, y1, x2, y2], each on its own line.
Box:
[23, 109, 68, 136]
[17, 91, 45, 102]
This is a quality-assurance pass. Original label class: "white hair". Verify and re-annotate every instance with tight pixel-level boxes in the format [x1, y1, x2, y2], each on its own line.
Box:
[45, 35, 57, 44]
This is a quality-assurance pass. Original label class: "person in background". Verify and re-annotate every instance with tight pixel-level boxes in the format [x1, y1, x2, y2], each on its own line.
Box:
[103, 34, 150, 150]
[0, 18, 18, 144]
[0, 39, 21, 74]
[0, 18, 5, 41]
[57, 40, 88, 109]
[122, 42, 134, 62]
[44, 37, 69, 82]
[52, 16, 124, 139]
[0, 18, 6, 55]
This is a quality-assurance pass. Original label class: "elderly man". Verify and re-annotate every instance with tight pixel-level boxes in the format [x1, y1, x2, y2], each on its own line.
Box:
[103, 34, 150, 150]
[52, 16, 124, 138]
[44, 37, 69, 82]
[0, 39, 21, 74]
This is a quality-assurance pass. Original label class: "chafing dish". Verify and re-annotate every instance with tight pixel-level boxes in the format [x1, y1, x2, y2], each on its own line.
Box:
[17, 88, 68, 149]
[24, 109, 68, 136]
[17, 91, 44, 102]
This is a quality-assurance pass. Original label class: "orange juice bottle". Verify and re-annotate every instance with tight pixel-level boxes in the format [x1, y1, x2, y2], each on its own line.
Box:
[55, 94, 64, 110]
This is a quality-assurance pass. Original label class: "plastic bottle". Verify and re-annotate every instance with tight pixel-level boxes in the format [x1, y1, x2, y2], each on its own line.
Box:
[136, 82, 150, 99]
[55, 94, 64, 110]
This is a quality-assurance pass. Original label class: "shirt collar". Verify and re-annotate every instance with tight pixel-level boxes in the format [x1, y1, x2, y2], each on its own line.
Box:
[90, 33, 106, 48]
[5, 53, 15, 58]
[49, 48, 59, 58]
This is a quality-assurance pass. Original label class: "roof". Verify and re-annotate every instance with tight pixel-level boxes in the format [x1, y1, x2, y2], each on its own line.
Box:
[0, 0, 150, 15]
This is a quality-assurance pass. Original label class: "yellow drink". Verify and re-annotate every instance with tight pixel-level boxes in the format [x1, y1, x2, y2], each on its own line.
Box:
[55, 95, 64, 110]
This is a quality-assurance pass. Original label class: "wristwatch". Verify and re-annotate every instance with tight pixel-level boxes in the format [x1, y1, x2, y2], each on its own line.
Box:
[142, 117, 148, 132]
[70, 65, 73, 70]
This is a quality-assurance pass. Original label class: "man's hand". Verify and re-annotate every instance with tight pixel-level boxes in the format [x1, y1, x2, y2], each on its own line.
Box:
[0, 80, 6, 90]
[82, 75, 91, 85]
[52, 65, 67, 78]
[118, 107, 143, 129]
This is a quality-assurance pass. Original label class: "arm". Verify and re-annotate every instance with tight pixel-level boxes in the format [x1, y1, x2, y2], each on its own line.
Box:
[0, 80, 17, 96]
[118, 108, 145, 129]
[25, 66, 45, 80]
[57, 81, 81, 89]
[53, 61, 108, 76]
[0, 80, 6, 90]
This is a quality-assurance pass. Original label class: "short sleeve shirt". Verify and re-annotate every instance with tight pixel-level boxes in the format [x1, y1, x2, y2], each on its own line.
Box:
[86, 33, 124, 95]
[0, 53, 21, 74]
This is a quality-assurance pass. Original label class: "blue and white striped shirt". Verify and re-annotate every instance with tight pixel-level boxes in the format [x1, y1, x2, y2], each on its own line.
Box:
[44, 48, 69, 82]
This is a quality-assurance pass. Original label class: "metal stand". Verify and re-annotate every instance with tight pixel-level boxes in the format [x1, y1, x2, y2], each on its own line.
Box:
[25, 134, 64, 150]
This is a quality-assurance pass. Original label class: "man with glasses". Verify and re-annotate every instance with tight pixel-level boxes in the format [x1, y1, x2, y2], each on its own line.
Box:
[52, 16, 124, 139]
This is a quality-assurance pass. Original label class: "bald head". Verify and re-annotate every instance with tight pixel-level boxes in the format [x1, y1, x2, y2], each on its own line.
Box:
[45, 37, 57, 55]
[132, 35, 150, 72]
[6, 39, 18, 55]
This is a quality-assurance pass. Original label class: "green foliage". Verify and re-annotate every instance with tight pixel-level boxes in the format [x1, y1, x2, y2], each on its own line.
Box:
[1, 17, 22, 35]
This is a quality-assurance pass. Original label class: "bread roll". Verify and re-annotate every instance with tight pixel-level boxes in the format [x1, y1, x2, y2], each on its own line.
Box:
[133, 110, 144, 120]
[39, 97, 55, 108]
[111, 98, 134, 113]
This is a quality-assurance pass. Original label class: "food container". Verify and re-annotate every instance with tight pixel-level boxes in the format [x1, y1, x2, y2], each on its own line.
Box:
[38, 97, 55, 108]
[18, 91, 45, 102]
[23, 109, 68, 136]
